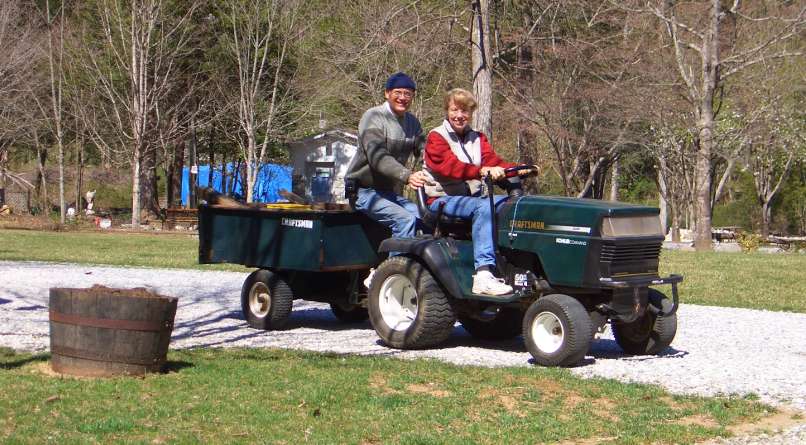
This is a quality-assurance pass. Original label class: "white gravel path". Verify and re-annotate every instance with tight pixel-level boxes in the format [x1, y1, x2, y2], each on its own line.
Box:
[2, 260, 805, 417]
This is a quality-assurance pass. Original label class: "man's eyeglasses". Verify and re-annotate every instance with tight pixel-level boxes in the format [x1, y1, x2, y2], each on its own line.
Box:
[390, 90, 414, 99]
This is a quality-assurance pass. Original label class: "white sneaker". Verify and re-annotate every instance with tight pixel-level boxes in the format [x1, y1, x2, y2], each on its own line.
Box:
[472, 270, 513, 296]
[363, 268, 376, 289]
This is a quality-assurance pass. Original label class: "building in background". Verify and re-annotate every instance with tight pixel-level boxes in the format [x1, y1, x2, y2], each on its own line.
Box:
[288, 130, 357, 204]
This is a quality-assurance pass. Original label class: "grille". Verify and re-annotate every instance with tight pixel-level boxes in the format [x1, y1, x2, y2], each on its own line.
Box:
[600, 240, 662, 275]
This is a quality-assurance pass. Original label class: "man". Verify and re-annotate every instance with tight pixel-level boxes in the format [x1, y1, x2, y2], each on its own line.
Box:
[345, 72, 430, 287]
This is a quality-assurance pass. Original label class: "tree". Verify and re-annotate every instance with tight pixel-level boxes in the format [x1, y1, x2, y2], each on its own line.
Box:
[221, 0, 305, 203]
[637, 0, 805, 250]
[78, 0, 197, 226]
[0, 1, 41, 192]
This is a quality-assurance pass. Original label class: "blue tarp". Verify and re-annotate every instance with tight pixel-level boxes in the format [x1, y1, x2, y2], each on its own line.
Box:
[181, 163, 292, 205]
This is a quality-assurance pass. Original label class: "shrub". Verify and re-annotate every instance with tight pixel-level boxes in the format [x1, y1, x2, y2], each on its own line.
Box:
[737, 232, 762, 252]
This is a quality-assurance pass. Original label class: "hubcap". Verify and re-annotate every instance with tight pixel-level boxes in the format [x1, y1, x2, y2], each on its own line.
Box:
[249, 282, 271, 317]
[378, 274, 418, 331]
[532, 311, 564, 354]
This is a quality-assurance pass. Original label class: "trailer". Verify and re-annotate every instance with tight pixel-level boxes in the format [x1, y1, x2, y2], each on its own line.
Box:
[198, 202, 385, 328]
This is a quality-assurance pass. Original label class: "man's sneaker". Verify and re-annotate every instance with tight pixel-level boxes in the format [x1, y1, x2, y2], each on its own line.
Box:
[472, 270, 513, 296]
[363, 268, 376, 289]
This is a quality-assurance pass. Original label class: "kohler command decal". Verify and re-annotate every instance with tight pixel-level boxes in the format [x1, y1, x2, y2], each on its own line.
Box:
[556, 237, 587, 246]
[281, 218, 313, 229]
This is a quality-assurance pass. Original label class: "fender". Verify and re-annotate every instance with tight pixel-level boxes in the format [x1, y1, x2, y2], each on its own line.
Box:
[379, 238, 464, 299]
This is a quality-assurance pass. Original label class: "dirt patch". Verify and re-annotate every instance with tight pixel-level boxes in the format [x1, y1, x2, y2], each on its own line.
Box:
[368, 373, 399, 395]
[405, 383, 451, 398]
[674, 413, 719, 428]
[726, 407, 804, 436]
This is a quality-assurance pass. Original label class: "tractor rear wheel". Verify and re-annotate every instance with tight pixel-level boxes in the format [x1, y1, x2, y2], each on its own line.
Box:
[368, 256, 456, 349]
[458, 306, 523, 340]
[240, 269, 294, 330]
[612, 289, 677, 355]
[523, 294, 591, 367]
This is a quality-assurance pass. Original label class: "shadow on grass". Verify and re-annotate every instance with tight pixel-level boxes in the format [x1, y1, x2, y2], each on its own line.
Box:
[162, 360, 194, 374]
[0, 351, 50, 370]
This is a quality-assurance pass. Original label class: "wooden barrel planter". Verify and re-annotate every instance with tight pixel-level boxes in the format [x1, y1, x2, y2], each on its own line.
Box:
[49, 286, 178, 377]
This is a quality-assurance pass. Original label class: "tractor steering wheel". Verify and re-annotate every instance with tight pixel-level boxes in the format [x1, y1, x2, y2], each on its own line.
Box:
[504, 164, 539, 177]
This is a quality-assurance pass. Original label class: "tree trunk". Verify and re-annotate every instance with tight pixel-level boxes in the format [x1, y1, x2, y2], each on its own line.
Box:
[471, 0, 493, 138]
[188, 125, 198, 208]
[74, 141, 84, 212]
[131, 144, 142, 228]
[609, 158, 620, 201]
[167, 141, 184, 208]
[139, 146, 159, 221]
[671, 206, 681, 242]
[761, 201, 771, 238]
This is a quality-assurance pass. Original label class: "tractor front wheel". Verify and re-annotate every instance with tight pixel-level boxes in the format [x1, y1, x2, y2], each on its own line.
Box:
[523, 294, 592, 367]
[612, 289, 677, 355]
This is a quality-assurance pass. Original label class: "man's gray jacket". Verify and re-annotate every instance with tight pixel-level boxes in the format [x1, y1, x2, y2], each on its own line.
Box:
[345, 103, 425, 192]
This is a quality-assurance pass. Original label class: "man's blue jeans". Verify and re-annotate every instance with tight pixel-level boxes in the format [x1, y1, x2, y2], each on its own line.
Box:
[355, 188, 418, 255]
[429, 195, 509, 270]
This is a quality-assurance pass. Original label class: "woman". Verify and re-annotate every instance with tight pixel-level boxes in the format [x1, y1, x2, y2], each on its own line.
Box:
[423, 88, 532, 297]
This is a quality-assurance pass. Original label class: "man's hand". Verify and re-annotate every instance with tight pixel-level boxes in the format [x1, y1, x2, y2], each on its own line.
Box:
[480, 166, 506, 181]
[407, 170, 431, 188]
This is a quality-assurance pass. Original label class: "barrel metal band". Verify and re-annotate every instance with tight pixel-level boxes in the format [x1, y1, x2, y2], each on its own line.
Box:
[49, 311, 170, 332]
[51, 344, 161, 366]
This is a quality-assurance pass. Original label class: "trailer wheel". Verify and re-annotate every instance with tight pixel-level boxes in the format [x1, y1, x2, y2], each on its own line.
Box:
[241, 269, 293, 330]
[368, 256, 456, 349]
[612, 289, 677, 355]
[457, 307, 523, 340]
[523, 294, 592, 367]
[330, 302, 369, 323]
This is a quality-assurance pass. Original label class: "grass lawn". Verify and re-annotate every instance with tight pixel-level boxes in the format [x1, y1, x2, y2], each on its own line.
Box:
[0, 347, 775, 445]
[1, 228, 805, 312]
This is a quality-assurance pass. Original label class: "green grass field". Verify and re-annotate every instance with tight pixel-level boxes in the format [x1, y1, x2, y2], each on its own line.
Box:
[0, 347, 774, 444]
[1, 229, 804, 312]
[1, 228, 804, 444]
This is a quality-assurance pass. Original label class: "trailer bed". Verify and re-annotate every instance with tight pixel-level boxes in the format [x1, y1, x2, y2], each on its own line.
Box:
[198, 204, 388, 271]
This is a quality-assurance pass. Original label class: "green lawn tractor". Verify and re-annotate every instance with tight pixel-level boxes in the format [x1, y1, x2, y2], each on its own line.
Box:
[367, 165, 682, 367]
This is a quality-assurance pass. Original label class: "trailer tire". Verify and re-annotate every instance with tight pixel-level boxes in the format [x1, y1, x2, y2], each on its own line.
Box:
[241, 269, 293, 330]
[368, 256, 456, 349]
[523, 294, 591, 367]
[457, 307, 523, 340]
[612, 289, 677, 355]
[330, 302, 369, 323]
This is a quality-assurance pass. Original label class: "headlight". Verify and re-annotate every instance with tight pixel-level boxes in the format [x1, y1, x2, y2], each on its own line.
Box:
[601, 216, 662, 237]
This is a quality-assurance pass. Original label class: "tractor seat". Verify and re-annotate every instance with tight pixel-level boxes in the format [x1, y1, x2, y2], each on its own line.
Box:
[415, 187, 473, 236]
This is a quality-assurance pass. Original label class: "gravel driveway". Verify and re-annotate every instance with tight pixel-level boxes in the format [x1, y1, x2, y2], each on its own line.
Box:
[3, 260, 806, 417]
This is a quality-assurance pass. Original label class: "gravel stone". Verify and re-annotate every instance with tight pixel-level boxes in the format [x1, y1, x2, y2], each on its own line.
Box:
[2, 260, 805, 443]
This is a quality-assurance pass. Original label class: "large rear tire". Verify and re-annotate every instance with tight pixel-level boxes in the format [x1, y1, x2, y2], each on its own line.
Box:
[523, 294, 592, 367]
[612, 289, 677, 355]
[240, 269, 294, 330]
[457, 306, 523, 340]
[368, 256, 456, 349]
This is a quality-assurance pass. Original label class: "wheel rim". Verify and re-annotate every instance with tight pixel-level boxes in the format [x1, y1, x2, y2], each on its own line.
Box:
[378, 273, 418, 331]
[249, 282, 271, 317]
[531, 311, 564, 354]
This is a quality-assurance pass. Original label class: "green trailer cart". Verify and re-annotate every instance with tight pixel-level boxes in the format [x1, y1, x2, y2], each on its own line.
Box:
[198, 203, 387, 328]
[199, 167, 682, 367]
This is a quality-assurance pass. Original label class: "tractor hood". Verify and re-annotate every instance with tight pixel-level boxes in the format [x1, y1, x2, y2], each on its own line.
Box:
[500, 195, 660, 238]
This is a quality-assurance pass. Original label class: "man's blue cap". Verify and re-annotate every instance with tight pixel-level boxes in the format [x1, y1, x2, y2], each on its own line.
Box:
[385, 72, 416, 91]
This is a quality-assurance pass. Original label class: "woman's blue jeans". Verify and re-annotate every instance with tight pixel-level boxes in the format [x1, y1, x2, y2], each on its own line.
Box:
[428, 195, 509, 270]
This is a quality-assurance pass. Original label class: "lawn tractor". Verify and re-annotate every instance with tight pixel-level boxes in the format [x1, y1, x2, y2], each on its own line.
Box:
[198, 166, 681, 367]
[366, 166, 681, 366]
